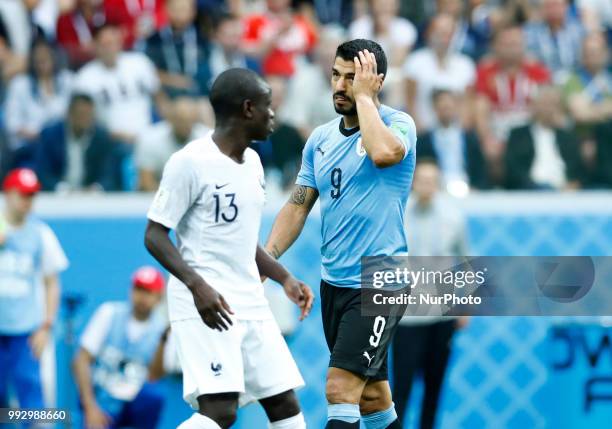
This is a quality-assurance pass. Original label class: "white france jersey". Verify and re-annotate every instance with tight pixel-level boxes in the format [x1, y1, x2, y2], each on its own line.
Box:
[147, 132, 271, 321]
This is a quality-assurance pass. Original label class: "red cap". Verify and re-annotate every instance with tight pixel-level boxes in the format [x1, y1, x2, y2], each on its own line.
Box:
[3, 169, 41, 194]
[132, 266, 165, 293]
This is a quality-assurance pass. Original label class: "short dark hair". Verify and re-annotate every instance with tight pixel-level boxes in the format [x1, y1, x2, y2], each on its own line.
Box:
[209, 68, 267, 121]
[28, 38, 61, 79]
[69, 92, 94, 109]
[212, 11, 238, 32]
[335, 39, 387, 78]
[431, 88, 454, 103]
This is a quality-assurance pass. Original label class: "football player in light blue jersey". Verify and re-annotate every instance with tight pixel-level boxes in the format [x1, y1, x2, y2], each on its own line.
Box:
[266, 40, 417, 429]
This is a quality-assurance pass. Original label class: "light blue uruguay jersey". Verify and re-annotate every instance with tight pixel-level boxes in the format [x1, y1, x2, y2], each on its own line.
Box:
[296, 104, 417, 288]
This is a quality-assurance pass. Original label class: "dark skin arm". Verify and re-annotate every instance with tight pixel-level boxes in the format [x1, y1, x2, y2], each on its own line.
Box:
[144, 220, 234, 331]
[255, 245, 314, 321]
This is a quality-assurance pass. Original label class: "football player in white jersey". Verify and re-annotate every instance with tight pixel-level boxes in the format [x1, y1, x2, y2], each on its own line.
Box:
[144, 68, 314, 429]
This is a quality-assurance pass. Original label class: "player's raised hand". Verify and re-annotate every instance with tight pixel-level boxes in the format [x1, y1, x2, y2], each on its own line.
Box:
[192, 280, 234, 331]
[352, 49, 384, 102]
[282, 276, 314, 321]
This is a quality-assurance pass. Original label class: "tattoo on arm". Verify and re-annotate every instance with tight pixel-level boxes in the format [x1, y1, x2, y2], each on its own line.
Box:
[290, 185, 307, 205]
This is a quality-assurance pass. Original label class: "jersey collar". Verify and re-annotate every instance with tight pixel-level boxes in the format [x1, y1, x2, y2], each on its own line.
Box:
[339, 118, 360, 137]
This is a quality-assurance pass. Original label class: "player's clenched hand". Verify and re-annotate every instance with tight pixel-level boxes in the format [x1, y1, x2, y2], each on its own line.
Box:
[352, 49, 384, 102]
[282, 276, 314, 321]
[192, 281, 234, 331]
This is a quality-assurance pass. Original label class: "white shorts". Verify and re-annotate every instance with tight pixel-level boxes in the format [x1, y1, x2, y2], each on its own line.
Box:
[171, 317, 305, 409]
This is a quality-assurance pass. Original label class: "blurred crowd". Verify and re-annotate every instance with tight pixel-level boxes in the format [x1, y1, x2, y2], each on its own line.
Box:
[0, 0, 610, 193]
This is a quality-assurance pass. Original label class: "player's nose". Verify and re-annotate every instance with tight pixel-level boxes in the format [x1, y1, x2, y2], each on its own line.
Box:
[334, 76, 347, 91]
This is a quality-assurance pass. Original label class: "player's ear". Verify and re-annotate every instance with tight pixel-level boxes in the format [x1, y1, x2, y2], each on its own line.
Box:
[243, 99, 255, 119]
[376, 74, 385, 92]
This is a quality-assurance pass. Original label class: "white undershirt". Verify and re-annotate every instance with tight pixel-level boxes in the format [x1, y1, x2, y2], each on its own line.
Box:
[529, 123, 567, 189]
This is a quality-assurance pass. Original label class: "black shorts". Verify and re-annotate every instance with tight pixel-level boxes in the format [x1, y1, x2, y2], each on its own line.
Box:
[321, 280, 401, 380]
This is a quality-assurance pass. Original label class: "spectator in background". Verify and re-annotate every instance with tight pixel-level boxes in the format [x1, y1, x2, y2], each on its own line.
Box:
[74, 23, 161, 145]
[135, 96, 208, 191]
[433, 0, 492, 60]
[0, 0, 50, 80]
[562, 33, 612, 184]
[143, 0, 211, 99]
[265, 74, 305, 189]
[474, 26, 550, 163]
[103, 0, 167, 48]
[0, 169, 69, 411]
[563, 33, 612, 134]
[281, 24, 344, 139]
[523, 0, 585, 80]
[56, 0, 108, 70]
[593, 120, 612, 188]
[577, 0, 612, 43]
[35, 93, 120, 192]
[242, 0, 317, 77]
[392, 159, 468, 428]
[208, 12, 259, 83]
[349, 0, 416, 108]
[0, 14, 18, 87]
[505, 86, 584, 190]
[72, 267, 167, 429]
[499, 0, 539, 25]
[404, 14, 476, 132]
[418, 90, 488, 193]
[300, 0, 354, 28]
[349, 0, 417, 68]
[4, 38, 73, 167]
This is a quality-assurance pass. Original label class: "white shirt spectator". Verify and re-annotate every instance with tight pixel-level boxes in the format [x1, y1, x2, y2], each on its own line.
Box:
[280, 61, 337, 133]
[578, 0, 612, 30]
[74, 52, 159, 138]
[0, 0, 57, 56]
[349, 15, 417, 59]
[4, 71, 73, 146]
[403, 48, 476, 130]
[32, 0, 60, 38]
[400, 195, 467, 324]
[0, 1, 27, 54]
[135, 121, 209, 180]
[530, 123, 567, 189]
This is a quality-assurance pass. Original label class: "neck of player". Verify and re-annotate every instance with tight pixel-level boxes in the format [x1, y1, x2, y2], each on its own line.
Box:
[343, 96, 380, 129]
[212, 126, 251, 162]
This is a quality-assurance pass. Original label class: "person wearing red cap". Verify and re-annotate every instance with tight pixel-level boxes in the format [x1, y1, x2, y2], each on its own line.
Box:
[72, 266, 168, 429]
[0, 168, 69, 411]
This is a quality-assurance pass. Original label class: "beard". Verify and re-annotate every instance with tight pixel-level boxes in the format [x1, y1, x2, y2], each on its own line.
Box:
[333, 96, 358, 115]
